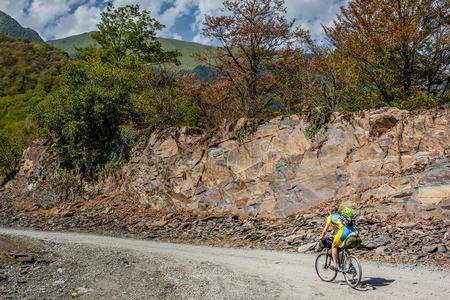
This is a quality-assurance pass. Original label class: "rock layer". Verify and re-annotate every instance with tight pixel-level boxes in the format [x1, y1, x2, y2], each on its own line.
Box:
[3, 107, 449, 219]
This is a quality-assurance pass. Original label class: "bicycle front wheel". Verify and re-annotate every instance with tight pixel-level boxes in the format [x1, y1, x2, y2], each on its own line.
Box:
[343, 255, 362, 288]
[315, 253, 337, 282]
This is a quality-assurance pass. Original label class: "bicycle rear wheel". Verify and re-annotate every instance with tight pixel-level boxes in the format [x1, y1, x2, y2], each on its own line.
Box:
[343, 255, 362, 288]
[315, 253, 337, 282]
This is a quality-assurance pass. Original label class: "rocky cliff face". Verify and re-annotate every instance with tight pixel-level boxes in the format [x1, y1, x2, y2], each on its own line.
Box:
[1, 107, 449, 267]
[2, 108, 450, 220]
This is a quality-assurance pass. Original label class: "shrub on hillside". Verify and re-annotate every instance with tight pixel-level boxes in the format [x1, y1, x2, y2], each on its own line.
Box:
[397, 92, 443, 111]
[36, 58, 140, 174]
[131, 73, 201, 129]
[0, 36, 67, 182]
[0, 134, 20, 181]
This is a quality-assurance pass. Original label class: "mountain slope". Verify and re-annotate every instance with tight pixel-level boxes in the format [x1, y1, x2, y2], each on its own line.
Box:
[46, 31, 96, 55]
[0, 11, 43, 42]
[0, 35, 67, 96]
[48, 31, 211, 69]
[0, 35, 67, 179]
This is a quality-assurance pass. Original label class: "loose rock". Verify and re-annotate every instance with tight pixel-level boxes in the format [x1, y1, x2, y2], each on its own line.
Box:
[297, 242, 316, 253]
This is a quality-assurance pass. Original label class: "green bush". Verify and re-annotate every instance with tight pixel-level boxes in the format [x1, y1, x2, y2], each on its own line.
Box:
[0, 134, 20, 181]
[397, 92, 440, 111]
[0, 36, 67, 183]
[178, 100, 201, 126]
[36, 58, 140, 175]
[131, 85, 201, 129]
[96, 126, 139, 176]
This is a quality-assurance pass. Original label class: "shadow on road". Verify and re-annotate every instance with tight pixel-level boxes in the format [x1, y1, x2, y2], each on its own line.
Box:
[355, 277, 395, 291]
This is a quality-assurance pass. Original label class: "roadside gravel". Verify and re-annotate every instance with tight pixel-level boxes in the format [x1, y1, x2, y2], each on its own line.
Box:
[0, 228, 449, 300]
[0, 232, 278, 299]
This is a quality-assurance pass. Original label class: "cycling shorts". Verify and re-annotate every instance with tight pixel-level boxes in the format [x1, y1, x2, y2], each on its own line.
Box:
[332, 226, 356, 247]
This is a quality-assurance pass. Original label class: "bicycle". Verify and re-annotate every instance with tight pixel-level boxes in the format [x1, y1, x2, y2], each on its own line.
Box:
[314, 237, 362, 288]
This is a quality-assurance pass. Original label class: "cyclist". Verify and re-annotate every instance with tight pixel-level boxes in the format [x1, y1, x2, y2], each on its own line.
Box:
[319, 207, 356, 271]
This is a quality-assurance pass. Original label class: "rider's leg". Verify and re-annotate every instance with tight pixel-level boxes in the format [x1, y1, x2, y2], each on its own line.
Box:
[332, 244, 339, 266]
[332, 229, 343, 268]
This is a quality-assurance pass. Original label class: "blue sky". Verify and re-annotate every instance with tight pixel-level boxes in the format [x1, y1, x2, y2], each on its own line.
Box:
[0, 0, 347, 44]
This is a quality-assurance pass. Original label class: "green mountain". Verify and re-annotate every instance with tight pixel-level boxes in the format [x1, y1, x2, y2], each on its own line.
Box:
[0, 10, 43, 42]
[0, 35, 67, 176]
[0, 35, 67, 97]
[46, 31, 96, 55]
[48, 31, 211, 69]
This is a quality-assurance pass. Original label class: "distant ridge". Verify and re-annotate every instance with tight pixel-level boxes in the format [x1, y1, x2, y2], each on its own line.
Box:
[0, 10, 213, 70]
[48, 31, 212, 69]
[0, 10, 43, 42]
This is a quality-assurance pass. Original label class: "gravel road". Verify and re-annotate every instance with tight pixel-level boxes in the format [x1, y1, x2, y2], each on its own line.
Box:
[0, 228, 449, 300]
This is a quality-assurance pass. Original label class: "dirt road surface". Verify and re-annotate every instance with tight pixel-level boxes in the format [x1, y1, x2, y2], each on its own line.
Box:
[0, 228, 448, 299]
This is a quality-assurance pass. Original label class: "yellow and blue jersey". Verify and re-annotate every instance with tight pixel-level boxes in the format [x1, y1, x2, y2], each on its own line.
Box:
[327, 213, 356, 247]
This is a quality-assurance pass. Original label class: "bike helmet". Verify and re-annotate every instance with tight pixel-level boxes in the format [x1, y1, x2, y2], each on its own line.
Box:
[341, 207, 354, 218]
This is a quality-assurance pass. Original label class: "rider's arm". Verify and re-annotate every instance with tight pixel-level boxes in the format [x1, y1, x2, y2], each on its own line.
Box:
[319, 222, 330, 240]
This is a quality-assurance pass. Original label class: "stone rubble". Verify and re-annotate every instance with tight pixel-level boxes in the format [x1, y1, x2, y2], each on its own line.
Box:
[0, 196, 448, 268]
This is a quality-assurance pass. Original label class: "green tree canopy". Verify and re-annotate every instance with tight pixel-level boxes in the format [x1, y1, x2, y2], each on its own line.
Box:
[36, 57, 140, 174]
[92, 4, 181, 65]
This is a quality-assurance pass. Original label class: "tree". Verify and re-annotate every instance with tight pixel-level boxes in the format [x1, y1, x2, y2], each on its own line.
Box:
[92, 4, 181, 65]
[201, 0, 300, 116]
[270, 37, 362, 134]
[325, 0, 450, 106]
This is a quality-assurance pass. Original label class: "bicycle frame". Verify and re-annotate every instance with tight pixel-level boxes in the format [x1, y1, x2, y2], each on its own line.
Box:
[324, 248, 334, 267]
[339, 249, 350, 272]
[323, 246, 350, 272]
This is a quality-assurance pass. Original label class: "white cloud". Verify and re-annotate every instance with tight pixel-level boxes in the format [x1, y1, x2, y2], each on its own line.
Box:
[0, 0, 30, 21]
[192, 32, 211, 44]
[188, 0, 222, 45]
[45, 4, 102, 39]
[285, 0, 346, 40]
[26, 0, 74, 29]
[112, 0, 166, 14]
[159, 0, 194, 27]
[0, 0, 347, 42]
[188, 0, 345, 45]
[0, 0, 97, 40]
[157, 0, 196, 39]
[168, 32, 182, 40]
[0, 0, 169, 40]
